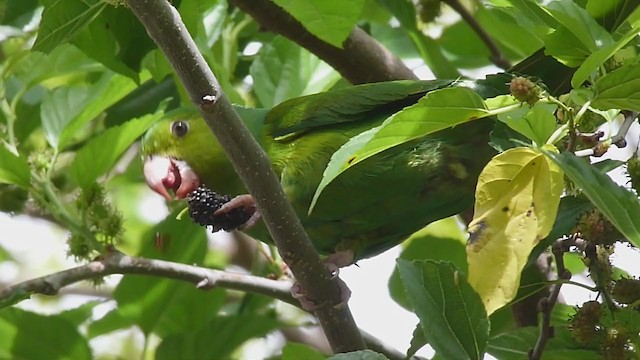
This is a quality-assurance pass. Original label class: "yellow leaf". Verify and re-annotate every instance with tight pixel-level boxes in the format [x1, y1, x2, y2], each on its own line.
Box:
[466, 146, 563, 315]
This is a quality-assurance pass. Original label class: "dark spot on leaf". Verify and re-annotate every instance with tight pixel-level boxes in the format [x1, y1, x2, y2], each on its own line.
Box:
[347, 156, 357, 165]
[467, 221, 487, 245]
[532, 161, 536, 166]
[502, 206, 509, 212]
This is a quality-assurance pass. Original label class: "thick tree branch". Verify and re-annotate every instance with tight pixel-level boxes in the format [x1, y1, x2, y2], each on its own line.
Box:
[124, 0, 365, 352]
[230, 0, 417, 84]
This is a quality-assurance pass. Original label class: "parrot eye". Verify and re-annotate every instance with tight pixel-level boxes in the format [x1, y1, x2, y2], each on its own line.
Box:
[170, 121, 189, 138]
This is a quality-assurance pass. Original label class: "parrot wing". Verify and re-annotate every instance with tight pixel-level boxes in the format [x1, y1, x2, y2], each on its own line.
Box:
[263, 74, 511, 260]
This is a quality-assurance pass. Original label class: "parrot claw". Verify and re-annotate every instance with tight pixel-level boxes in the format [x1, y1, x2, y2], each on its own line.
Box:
[215, 194, 261, 229]
[291, 277, 351, 312]
[290, 253, 354, 311]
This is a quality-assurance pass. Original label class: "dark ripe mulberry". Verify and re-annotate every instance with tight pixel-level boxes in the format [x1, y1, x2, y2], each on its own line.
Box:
[186, 186, 251, 232]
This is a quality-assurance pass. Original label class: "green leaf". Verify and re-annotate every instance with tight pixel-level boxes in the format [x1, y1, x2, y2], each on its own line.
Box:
[0, 146, 30, 189]
[58, 301, 103, 326]
[543, 1, 614, 53]
[5, 44, 101, 89]
[271, 0, 365, 48]
[282, 342, 326, 360]
[40, 72, 142, 149]
[487, 326, 600, 360]
[592, 63, 640, 111]
[68, 103, 165, 190]
[250, 36, 340, 107]
[0, 307, 92, 360]
[389, 217, 468, 310]
[1, 0, 39, 26]
[156, 314, 281, 360]
[406, 324, 428, 358]
[407, 30, 460, 79]
[397, 259, 489, 360]
[180, 0, 227, 48]
[72, 5, 155, 79]
[375, 0, 417, 30]
[438, 20, 494, 69]
[497, 101, 558, 145]
[60, 74, 143, 149]
[544, 27, 593, 67]
[113, 210, 224, 336]
[571, 25, 640, 88]
[33, 0, 106, 53]
[87, 309, 134, 339]
[593, 158, 625, 173]
[40, 86, 92, 148]
[544, 151, 640, 247]
[476, 7, 544, 58]
[311, 86, 489, 212]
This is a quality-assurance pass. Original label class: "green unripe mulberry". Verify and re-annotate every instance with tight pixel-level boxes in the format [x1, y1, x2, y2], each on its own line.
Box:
[509, 76, 541, 105]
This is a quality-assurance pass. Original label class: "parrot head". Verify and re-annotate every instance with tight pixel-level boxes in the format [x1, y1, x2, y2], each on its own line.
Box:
[141, 108, 232, 201]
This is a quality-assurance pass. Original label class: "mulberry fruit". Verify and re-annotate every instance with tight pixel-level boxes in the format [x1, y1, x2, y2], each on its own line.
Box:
[509, 76, 541, 105]
[612, 278, 640, 305]
[569, 300, 602, 345]
[186, 186, 251, 232]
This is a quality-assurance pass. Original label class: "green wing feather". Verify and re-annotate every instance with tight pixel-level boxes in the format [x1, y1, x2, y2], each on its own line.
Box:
[262, 75, 508, 259]
[266, 79, 454, 139]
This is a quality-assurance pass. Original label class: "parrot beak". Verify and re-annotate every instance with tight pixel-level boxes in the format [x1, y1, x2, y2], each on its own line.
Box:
[143, 156, 200, 200]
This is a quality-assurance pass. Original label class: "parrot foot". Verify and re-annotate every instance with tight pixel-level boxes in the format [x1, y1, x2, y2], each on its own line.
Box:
[215, 194, 261, 229]
[290, 253, 354, 311]
[291, 276, 352, 311]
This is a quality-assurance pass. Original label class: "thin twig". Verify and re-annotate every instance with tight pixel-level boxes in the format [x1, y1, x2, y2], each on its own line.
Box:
[0, 250, 413, 360]
[529, 237, 572, 360]
[574, 111, 637, 157]
[0, 250, 296, 306]
[442, 0, 510, 70]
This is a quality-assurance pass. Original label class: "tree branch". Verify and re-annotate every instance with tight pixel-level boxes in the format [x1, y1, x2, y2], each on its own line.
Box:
[529, 237, 572, 360]
[442, 0, 510, 70]
[124, 0, 365, 352]
[0, 249, 295, 305]
[0, 250, 415, 360]
[230, 0, 418, 84]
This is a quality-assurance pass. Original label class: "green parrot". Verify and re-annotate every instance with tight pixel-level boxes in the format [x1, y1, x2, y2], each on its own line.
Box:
[141, 75, 508, 267]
